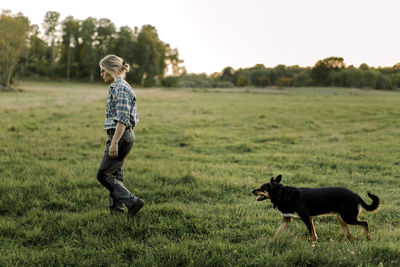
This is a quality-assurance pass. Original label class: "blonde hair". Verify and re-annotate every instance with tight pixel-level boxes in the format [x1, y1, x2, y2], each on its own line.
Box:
[99, 54, 130, 78]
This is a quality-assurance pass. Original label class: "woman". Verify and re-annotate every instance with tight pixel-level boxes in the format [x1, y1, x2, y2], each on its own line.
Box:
[96, 54, 144, 217]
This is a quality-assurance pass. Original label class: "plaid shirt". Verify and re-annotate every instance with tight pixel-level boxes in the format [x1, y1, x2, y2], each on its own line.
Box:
[104, 77, 139, 130]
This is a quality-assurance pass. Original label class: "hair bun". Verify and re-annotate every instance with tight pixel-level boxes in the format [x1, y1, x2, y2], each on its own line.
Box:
[123, 62, 130, 72]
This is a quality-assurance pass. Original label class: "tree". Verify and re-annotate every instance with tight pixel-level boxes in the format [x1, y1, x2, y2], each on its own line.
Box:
[60, 16, 80, 80]
[42, 11, 60, 78]
[251, 64, 266, 70]
[112, 25, 139, 83]
[327, 70, 340, 86]
[375, 73, 392, 90]
[273, 64, 287, 77]
[363, 70, 378, 88]
[393, 63, 400, 74]
[3, 11, 179, 85]
[392, 74, 400, 89]
[165, 45, 184, 76]
[80, 17, 98, 82]
[0, 10, 30, 89]
[293, 68, 312, 86]
[27, 24, 51, 76]
[359, 63, 369, 71]
[96, 18, 116, 58]
[377, 66, 392, 75]
[220, 66, 234, 82]
[114, 26, 136, 62]
[250, 69, 270, 87]
[337, 70, 348, 87]
[311, 57, 345, 85]
[135, 25, 167, 85]
[346, 67, 364, 88]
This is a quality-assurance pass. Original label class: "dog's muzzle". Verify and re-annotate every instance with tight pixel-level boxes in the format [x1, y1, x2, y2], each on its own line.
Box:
[252, 189, 270, 201]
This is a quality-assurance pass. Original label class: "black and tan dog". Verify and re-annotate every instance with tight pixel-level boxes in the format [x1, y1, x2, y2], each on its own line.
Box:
[252, 175, 380, 242]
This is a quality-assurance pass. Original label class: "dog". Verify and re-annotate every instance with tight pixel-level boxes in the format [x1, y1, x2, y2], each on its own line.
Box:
[252, 175, 380, 242]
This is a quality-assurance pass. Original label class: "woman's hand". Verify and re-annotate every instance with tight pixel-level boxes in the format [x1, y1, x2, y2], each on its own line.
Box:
[108, 122, 126, 159]
[109, 141, 119, 158]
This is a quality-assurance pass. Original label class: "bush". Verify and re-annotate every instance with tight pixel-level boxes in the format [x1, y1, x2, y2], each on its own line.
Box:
[293, 70, 312, 86]
[255, 77, 271, 87]
[161, 76, 179, 87]
[212, 81, 235, 88]
[275, 77, 292, 88]
[250, 70, 270, 87]
[237, 77, 249, 87]
[178, 73, 213, 88]
[143, 78, 156, 87]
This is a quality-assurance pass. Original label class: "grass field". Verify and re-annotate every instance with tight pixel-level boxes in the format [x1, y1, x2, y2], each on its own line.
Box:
[0, 82, 399, 266]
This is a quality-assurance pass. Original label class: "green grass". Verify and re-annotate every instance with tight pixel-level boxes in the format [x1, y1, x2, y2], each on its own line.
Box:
[0, 83, 399, 266]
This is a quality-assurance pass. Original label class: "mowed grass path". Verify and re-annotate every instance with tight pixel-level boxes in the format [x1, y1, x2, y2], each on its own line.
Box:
[0, 82, 399, 266]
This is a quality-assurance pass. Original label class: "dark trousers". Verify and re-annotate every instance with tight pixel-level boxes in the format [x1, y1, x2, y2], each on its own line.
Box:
[96, 129, 137, 211]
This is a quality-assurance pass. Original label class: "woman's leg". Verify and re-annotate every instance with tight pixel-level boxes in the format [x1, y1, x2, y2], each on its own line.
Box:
[109, 168, 125, 214]
[97, 130, 140, 212]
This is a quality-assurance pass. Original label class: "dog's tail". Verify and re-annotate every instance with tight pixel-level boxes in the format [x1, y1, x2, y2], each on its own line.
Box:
[359, 192, 380, 212]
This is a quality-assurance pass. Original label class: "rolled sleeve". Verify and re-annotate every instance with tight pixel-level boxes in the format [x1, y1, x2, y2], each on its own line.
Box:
[114, 88, 131, 126]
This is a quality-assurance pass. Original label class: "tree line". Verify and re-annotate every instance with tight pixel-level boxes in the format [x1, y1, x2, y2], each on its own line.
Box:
[174, 57, 400, 90]
[1, 10, 399, 90]
[0, 10, 184, 90]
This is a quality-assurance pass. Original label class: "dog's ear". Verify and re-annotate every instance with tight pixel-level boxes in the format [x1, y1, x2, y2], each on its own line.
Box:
[275, 174, 282, 183]
[269, 176, 278, 188]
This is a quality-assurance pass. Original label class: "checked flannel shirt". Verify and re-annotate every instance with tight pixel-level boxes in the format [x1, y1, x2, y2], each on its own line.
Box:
[104, 77, 139, 130]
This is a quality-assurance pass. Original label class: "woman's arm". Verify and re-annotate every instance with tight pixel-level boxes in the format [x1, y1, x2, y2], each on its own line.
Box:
[109, 122, 126, 158]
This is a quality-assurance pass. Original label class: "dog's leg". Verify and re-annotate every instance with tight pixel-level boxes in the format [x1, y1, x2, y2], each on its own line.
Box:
[310, 217, 318, 242]
[273, 217, 292, 240]
[351, 219, 370, 240]
[301, 216, 318, 243]
[341, 214, 371, 240]
[358, 220, 370, 240]
[337, 214, 352, 239]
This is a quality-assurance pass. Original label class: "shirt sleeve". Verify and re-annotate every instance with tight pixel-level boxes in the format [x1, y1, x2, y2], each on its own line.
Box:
[114, 86, 131, 126]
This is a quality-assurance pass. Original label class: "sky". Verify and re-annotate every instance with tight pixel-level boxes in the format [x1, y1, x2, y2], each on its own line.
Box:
[3, 0, 400, 74]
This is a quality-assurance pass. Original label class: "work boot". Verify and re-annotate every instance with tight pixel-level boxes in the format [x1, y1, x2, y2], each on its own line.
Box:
[128, 198, 144, 217]
[109, 196, 125, 215]
[110, 207, 124, 215]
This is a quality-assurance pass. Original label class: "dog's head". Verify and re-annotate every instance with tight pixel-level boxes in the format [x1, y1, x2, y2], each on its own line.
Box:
[252, 174, 282, 201]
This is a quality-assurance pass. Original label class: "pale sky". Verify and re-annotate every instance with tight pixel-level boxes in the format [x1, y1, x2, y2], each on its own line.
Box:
[3, 0, 400, 74]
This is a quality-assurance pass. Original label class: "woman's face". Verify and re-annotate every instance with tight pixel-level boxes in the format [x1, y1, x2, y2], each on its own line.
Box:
[100, 67, 114, 83]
